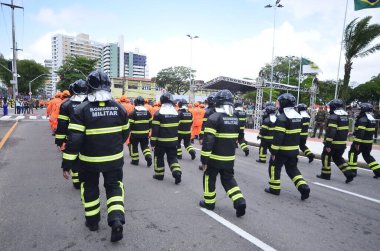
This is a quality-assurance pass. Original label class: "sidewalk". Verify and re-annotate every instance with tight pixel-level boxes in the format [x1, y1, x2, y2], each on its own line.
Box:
[244, 129, 380, 168]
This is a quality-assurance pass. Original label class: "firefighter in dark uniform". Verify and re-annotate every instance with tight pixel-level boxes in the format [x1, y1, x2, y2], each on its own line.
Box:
[198, 93, 216, 170]
[234, 100, 249, 156]
[257, 105, 276, 163]
[348, 103, 380, 178]
[297, 103, 315, 163]
[55, 79, 87, 189]
[199, 90, 246, 217]
[265, 93, 310, 200]
[151, 92, 182, 184]
[177, 99, 196, 160]
[317, 99, 354, 183]
[128, 96, 152, 167]
[61, 70, 129, 242]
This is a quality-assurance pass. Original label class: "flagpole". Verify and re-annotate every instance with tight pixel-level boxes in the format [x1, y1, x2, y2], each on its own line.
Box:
[297, 55, 302, 105]
[335, 0, 349, 99]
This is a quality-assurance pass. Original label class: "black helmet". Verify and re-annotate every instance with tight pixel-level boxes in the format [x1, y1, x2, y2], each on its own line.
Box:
[214, 89, 233, 106]
[265, 102, 275, 108]
[160, 92, 174, 104]
[265, 105, 276, 115]
[328, 99, 344, 113]
[360, 103, 373, 113]
[234, 100, 243, 108]
[86, 69, 111, 92]
[206, 93, 216, 107]
[71, 79, 87, 95]
[277, 93, 296, 109]
[297, 103, 308, 112]
[178, 99, 188, 108]
[68, 83, 74, 95]
[134, 96, 145, 106]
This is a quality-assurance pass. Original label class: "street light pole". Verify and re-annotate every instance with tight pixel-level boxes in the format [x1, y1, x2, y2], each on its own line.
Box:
[29, 74, 49, 99]
[265, 1, 284, 102]
[285, 55, 294, 85]
[1, 0, 23, 98]
[187, 34, 199, 102]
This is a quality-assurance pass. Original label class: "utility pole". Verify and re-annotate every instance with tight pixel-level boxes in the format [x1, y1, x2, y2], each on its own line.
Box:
[1, 0, 24, 98]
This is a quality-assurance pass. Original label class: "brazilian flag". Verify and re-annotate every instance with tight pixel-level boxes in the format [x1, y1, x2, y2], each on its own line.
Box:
[355, 0, 380, 10]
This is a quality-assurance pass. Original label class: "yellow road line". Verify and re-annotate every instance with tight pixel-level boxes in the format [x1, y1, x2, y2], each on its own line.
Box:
[0, 121, 18, 150]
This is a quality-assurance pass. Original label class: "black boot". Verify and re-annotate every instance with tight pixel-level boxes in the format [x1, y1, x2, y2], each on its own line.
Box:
[299, 185, 310, 201]
[73, 183, 81, 190]
[110, 221, 123, 242]
[130, 160, 139, 166]
[146, 156, 152, 167]
[345, 173, 354, 184]
[264, 188, 280, 196]
[234, 199, 246, 217]
[308, 154, 315, 163]
[173, 172, 181, 185]
[256, 159, 266, 163]
[85, 221, 99, 231]
[177, 155, 182, 159]
[153, 175, 164, 181]
[244, 149, 249, 157]
[352, 170, 357, 178]
[190, 150, 196, 160]
[316, 174, 330, 180]
[199, 200, 215, 211]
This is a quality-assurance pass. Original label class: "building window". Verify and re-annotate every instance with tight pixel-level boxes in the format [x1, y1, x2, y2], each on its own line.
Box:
[114, 84, 123, 89]
[142, 85, 151, 90]
[128, 84, 138, 90]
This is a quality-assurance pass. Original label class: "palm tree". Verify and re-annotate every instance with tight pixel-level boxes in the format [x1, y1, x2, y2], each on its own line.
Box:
[341, 16, 380, 101]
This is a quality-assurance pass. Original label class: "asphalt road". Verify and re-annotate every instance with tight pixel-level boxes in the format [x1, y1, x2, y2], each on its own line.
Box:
[0, 120, 379, 251]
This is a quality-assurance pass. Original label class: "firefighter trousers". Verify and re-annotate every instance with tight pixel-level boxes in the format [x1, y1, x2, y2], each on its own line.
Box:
[154, 146, 181, 178]
[268, 154, 309, 194]
[79, 169, 125, 226]
[203, 167, 245, 207]
[348, 144, 380, 176]
[299, 137, 314, 158]
[258, 141, 271, 162]
[177, 133, 195, 157]
[71, 159, 80, 188]
[238, 137, 249, 152]
[320, 146, 353, 178]
[129, 136, 152, 164]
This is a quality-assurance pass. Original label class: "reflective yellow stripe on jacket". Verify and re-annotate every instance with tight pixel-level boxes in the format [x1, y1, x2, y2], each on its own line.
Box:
[79, 151, 124, 162]
[86, 126, 123, 135]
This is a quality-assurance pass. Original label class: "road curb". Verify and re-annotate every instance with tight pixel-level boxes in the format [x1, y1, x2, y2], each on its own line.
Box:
[0, 121, 18, 150]
[246, 141, 370, 169]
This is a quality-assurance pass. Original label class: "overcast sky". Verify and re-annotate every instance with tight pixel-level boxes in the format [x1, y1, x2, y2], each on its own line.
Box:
[0, 0, 379, 84]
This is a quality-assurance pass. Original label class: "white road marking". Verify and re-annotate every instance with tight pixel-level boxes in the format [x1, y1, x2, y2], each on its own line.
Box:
[15, 116, 25, 120]
[248, 145, 373, 172]
[313, 182, 380, 204]
[29, 116, 37, 120]
[0, 116, 12, 120]
[200, 208, 277, 251]
[41, 116, 47, 119]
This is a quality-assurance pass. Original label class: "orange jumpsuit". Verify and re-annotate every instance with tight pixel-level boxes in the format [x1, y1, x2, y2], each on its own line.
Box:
[191, 105, 204, 140]
[49, 97, 63, 132]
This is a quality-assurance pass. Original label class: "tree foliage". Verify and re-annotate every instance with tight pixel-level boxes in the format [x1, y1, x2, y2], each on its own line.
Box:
[0, 54, 49, 95]
[351, 74, 380, 102]
[155, 66, 195, 95]
[259, 56, 302, 84]
[56, 55, 98, 91]
[342, 16, 380, 101]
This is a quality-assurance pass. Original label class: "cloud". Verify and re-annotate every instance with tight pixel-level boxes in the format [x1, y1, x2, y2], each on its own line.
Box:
[34, 6, 115, 28]
[17, 30, 75, 63]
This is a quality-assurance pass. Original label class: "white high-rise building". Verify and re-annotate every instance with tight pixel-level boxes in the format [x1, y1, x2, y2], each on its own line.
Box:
[44, 59, 54, 97]
[51, 33, 103, 88]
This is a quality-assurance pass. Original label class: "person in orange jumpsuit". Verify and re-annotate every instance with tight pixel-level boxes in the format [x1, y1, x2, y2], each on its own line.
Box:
[151, 101, 160, 116]
[191, 101, 204, 142]
[144, 98, 153, 115]
[119, 95, 134, 115]
[48, 92, 64, 135]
